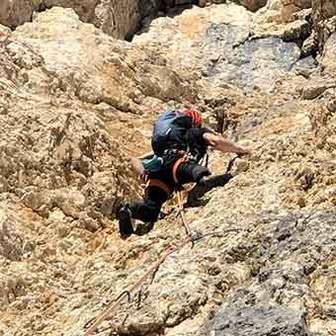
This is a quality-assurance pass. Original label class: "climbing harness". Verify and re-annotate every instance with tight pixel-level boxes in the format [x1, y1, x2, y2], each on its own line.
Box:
[145, 178, 171, 195]
[172, 154, 188, 183]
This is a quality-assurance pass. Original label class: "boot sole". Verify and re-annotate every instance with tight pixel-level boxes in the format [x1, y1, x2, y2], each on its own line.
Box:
[118, 209, 134, 238]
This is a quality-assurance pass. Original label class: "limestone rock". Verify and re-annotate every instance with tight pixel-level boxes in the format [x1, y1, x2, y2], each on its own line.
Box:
[0, 208, 25, 261]
[321, 32, 336, 72]
[201, 303, 308, 335]
[254, 0, 312, 25]
[1, 2, 336, 336]
[0, 0, 33, 29]
[13, 7, 194, 107]
[301, 31, 319, 56]
[42, 0, 159, 39]
[309, 259, 336, 334]
[42, 0, 98, 22]
[312, 0, 336, 50]
[135, 4, 302, 92]
[0, 24, 11, 34]
[301, 77, 335, 99]
[200, 0, 267, 12]
[1, 7, 196, 226]
[309, 86, 336, 150]
[291, 56, 317, 78]
[40, 0, 198, 39]
[252, 18, 311, 44]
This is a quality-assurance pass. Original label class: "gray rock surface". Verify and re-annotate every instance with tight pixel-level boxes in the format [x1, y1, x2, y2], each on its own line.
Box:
[202, 304, 308, 336]
[134, 4, 302, 92]
[202, 32, 301, 91]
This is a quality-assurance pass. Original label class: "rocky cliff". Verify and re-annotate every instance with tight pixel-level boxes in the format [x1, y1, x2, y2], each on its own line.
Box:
[313, 0, 336, 50]
[0, 0, 200, 39]
[0, 1, 336, 336]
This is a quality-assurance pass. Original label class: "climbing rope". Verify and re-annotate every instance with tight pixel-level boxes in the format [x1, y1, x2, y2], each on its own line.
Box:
[174, 154, 242, 245]
[176, 191, 194, 242]
[83, 227, 241, 335]
[84, 154, 245, 334]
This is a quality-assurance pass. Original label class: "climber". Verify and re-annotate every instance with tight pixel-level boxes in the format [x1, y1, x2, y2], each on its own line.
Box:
[117, 108, 250, 238]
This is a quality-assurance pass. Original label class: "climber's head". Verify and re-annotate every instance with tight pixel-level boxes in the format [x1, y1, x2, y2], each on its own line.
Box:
[182, 108, 203, 127]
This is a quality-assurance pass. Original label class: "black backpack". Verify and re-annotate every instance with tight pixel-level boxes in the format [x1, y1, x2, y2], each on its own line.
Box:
[151, 110, 192, 156]
[151, 111, 207, 163]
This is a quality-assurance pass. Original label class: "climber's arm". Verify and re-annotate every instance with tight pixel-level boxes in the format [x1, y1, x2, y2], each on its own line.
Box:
[130, 157, 146, 177]
[203, 132, 251, 155]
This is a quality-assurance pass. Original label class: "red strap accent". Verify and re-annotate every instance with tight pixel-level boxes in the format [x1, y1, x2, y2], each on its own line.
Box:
[172, 156, 187, 184]
[146, 179, 171, 194]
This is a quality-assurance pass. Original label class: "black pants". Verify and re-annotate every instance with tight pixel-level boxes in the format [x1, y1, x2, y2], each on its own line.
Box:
[128, 161, 210, 224]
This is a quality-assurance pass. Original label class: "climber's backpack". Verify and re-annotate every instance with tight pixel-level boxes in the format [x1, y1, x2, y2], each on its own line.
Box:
[142, 154, 164, 173]
[151, 110, 193, 156]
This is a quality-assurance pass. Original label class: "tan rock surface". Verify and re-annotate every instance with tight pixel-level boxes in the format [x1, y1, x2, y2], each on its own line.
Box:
[42, 0, 151, 39]
[0, 2, 336, 336]
[255, 0, 311, 23]
[321, 33, 336, 72]
[40, 0, 198, 39]
[200, 0, 267, 12]
[312, 0, 336, 49]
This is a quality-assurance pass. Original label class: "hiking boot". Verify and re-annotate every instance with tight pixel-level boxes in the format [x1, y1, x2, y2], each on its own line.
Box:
[191, 165, 211, 183]
[134, 221, 155, 236]
[117, 204, 134, 238]
[198, 172, 233, 187]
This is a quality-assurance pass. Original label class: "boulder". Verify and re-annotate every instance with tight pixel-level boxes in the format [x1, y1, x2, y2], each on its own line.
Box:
[201, 303, 309, 336]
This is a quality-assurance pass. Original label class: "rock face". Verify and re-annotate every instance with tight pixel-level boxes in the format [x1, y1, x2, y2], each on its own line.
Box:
[40, 0, 198, 39]
[200, 0, 267, 12]
[0, 8, 202, 335]
[1, 7, 196, 229]
[321, 32, 336, 71]
[255, 0, 312, 24]
[134, 4, 304, 92]
[14, 8, 193, 107]
[1, 2, 336, 336]
[0, 0, 198, 39]
[312, 0, 336, 49]
[0, 0, 33, 28]
[41, 0, 160, 39]
[201, 304, 308, 336]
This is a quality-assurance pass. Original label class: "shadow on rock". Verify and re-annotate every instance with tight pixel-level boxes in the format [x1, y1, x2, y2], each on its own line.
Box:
[186, 173, 234, 207]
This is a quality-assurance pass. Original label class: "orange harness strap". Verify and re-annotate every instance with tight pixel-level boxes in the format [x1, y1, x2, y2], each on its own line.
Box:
[146, 153, 188, 193]
[172, 156, 187, 184]
[146, 178, 171, 194]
